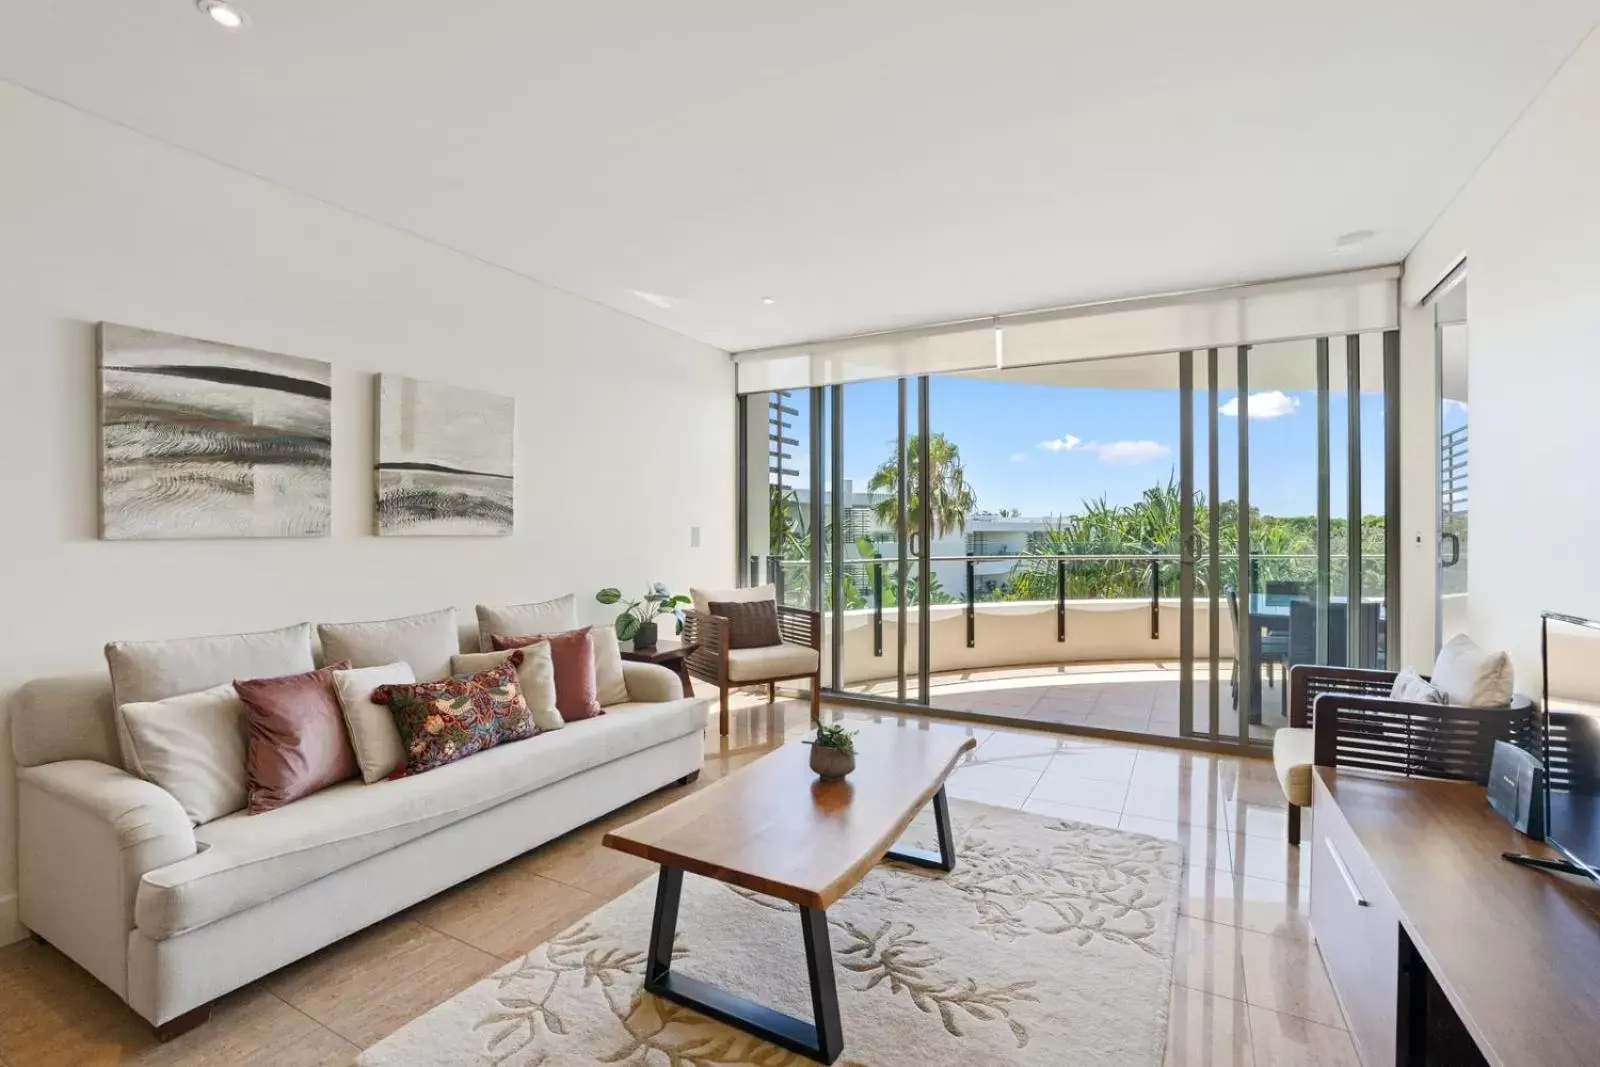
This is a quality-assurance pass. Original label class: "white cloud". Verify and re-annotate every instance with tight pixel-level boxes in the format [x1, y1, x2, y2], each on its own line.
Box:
[1037, 433, 1169, 465]
[1037, 434, 1082, 453]
[1091, 440, 1171, 465]
[1008, 452, 1029, 463]
[1220, 390, 1300, 419]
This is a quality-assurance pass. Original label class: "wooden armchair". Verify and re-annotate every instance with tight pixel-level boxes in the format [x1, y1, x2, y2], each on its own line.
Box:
[681, 605, 822, 736]
[1274, 664, 1535, 845]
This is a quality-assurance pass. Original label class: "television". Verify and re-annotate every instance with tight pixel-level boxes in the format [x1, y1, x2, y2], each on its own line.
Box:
[1539, 611, 1600, 883]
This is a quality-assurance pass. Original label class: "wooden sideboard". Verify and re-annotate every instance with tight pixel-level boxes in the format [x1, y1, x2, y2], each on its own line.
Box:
[1311, 768, 1600, 1067]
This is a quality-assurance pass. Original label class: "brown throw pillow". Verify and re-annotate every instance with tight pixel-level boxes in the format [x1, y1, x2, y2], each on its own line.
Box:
[372, 653, 536, 777]
[492, 627, 604, 721]
[234, 663, 356, 814]
[710, 599, 782, 649]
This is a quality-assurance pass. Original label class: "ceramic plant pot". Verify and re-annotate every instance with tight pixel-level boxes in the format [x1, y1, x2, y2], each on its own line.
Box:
[809, 745, 855, 780]
[632, 622, 659, 649]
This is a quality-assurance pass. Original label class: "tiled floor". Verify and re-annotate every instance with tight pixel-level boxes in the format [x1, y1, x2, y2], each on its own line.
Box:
[849, 660, 1289, 741]
[0, 696, 1352, 1067]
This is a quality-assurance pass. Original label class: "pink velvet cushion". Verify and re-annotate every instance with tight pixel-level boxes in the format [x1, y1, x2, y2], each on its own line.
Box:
[492, 626, 604, 721]
[234, 662, 356, 814]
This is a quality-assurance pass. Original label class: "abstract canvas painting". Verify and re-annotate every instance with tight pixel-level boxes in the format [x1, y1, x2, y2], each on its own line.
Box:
[98, 323, 332, 540]
[375, 374, 514, 536]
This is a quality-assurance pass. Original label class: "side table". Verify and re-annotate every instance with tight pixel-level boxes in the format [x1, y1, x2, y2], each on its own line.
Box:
[620, 635, 696, 699]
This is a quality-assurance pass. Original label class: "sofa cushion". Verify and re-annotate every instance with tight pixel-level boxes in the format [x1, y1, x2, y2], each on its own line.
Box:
[592, 626, 630, 707]
[710, 599, 782, 649]
[318, 608, 460, 682]
[495, 628, 603, 721]
[727, 643, 819, 683]
[376, 655, 536, 777]
[332, 662, 415, 784]
[1430, 634, 1514, 708]
[453, 644, 561, 732]
[475, 595, 577, 653]
[106, 623, 315, 708]
[690, 584, 773, 619]
[118, 683, 250, 826]
[1389, 666, 1446, 705]
[134, 697, 705, 939]
[1273, 727, 1316, 807]
[235, 664, 356, 814]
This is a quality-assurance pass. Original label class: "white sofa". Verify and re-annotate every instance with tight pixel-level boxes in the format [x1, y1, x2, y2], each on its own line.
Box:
[10, 657, 705, 1034]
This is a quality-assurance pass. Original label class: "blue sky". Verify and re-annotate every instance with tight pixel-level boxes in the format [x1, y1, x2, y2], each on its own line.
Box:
[799, 375, 1393, 518]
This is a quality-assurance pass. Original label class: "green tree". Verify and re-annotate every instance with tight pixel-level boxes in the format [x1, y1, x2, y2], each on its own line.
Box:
[867, 433, 977, 539]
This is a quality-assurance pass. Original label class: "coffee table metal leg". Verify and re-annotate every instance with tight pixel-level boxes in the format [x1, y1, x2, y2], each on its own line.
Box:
[642, 866, 845, 1064]
[884, 785, 956, 872]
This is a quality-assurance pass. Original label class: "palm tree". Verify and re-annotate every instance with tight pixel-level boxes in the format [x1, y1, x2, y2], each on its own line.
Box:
[866, 433, 977, 539]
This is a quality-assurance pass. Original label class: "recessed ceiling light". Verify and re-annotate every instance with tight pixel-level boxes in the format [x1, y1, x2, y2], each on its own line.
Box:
[760, 297, 777, 305]
[1333, 229, 1375, 253]
[197, 1, 246, 29]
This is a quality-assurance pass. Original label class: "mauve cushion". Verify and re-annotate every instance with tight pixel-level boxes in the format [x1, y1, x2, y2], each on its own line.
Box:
[234, 663, 356, 814]
[493, 627, 604, 721]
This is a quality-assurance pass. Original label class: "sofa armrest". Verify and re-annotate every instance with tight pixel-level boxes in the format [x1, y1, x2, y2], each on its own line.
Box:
[1287, 664, 1401, 729]
[622, 660, 682, 703]
[17, 760, 196, 996]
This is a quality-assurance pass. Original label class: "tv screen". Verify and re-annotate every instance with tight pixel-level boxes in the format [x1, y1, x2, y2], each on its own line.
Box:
[1541, 612, 1600, 881]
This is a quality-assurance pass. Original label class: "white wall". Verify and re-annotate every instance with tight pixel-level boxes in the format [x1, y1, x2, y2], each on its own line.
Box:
[1402, 26, 1600, 688]
[0, 84, 734, 943]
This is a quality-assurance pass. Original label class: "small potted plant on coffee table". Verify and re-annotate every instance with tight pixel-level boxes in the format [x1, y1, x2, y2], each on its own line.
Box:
[805, 723, 858, 780]
[596, 582, 690, 649]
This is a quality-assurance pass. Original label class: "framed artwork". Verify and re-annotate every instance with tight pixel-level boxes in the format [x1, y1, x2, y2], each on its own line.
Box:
[98, 323, 332, 539]
[375, 373, 514, 536]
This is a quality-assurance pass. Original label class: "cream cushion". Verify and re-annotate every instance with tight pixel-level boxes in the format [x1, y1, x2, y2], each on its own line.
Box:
[106, 623, 315, 707]
[118, 683, 250, 826]
[1430, 634, 1514, 708]
[727, 643, 819, 683]
[318, 608, 459, 682]
[691, 584, 775, 619]
[1273, 726, 1316, 807]
[475, 595, 577, 652]
[332, 662, 415, 784]
[592, 626, 630, 707]
[133, 699, 704, 939]
[1390, 666, 1446, 704]
[452, 644, 562, 732]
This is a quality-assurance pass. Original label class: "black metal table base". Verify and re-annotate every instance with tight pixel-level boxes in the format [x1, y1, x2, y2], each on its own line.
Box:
[641, 786, 956, 1064]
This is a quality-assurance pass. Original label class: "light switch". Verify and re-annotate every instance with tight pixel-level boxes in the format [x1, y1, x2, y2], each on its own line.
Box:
[690, 525, 701, 548]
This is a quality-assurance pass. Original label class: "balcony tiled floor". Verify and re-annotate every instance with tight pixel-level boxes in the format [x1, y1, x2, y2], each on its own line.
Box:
[844, 660, 1290, 743]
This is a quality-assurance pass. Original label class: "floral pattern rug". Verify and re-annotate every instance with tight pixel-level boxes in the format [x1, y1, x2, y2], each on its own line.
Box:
[358, 801, 1183, 1066]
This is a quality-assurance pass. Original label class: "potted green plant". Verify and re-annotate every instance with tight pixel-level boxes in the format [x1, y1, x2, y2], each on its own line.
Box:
[596, 582, 690, 649]
[804, 723, 858, 780]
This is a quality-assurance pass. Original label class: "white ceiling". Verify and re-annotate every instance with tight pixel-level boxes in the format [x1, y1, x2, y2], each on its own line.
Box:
[1, 2, 1595, 352]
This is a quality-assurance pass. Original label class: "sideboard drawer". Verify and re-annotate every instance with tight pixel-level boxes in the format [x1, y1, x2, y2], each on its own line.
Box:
[1312, 776, 1400, 1067]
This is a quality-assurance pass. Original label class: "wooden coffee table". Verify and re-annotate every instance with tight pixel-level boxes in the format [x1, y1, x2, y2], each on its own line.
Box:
[602, 725, 976, 1064]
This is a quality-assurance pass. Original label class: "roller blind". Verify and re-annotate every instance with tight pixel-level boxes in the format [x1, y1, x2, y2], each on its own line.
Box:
[733, 267, 1398, 392]
[734, 320, 998, 395]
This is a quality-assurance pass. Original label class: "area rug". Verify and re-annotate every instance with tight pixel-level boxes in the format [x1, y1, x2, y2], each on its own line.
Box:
[359, 801, 1183, 1066]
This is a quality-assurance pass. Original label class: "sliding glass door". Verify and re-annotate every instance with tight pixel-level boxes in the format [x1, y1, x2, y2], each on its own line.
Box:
[735, 327, 1398, 750]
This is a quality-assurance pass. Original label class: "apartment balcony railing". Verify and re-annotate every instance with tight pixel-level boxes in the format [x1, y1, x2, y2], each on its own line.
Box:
[743, 551, 1366, 684]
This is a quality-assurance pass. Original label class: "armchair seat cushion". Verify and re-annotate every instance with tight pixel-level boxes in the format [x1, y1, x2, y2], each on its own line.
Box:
[727, 643, 820, 683]
[1273, 727, 1315, 807]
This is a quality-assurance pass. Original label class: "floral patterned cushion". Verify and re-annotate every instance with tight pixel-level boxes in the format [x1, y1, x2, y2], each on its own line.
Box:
[372, 652, 535, 777]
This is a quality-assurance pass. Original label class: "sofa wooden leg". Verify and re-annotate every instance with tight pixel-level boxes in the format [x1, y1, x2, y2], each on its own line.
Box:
[719, 688, 730, 736]
[767, 681, 776, 704]
[809, 675, 820, 725]
[155, 1002, 213, 1042]
[29, 931, 46, 947]
[1287, 804, 1302, 847]
[677, 770, 702, 786]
